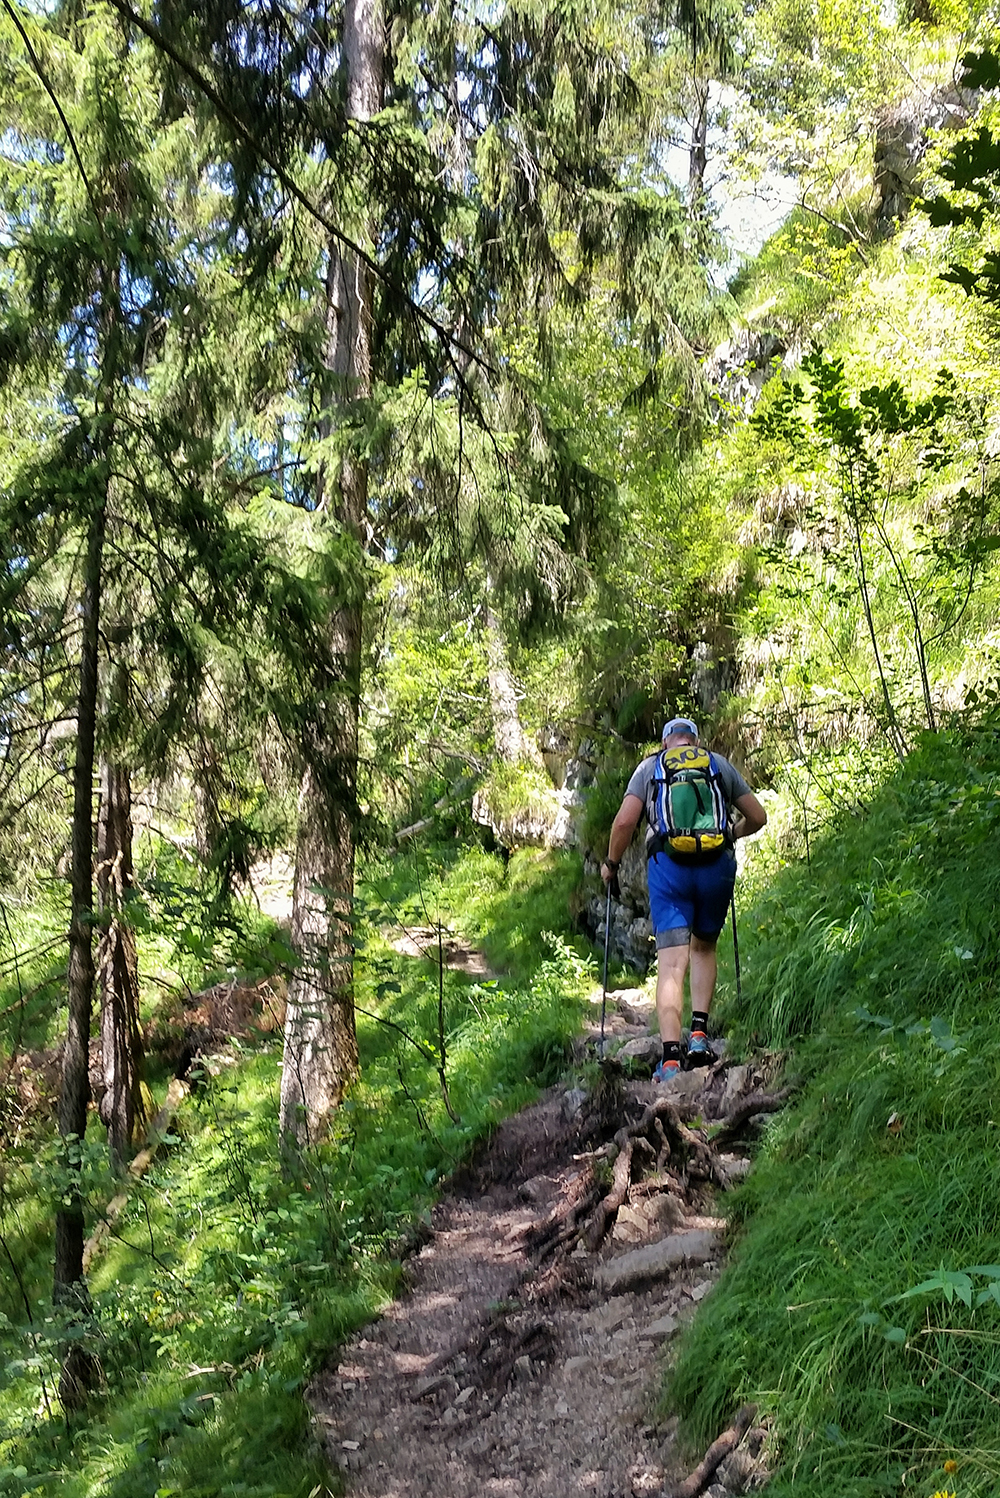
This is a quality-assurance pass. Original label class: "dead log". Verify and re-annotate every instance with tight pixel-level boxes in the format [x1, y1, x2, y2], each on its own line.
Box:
[82, 1077, 187, 1273]
[395, 778, 476, 843]
[667, 1402, 758, 1498]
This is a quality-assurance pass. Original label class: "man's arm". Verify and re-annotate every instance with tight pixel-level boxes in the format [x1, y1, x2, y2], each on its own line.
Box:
[602, 793, 644, 884]
[731, 790, 767, 841]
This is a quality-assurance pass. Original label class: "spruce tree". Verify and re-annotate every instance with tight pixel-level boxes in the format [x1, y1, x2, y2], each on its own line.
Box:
[96, 0, 723, 1147]
[0, 0, 341, 1383]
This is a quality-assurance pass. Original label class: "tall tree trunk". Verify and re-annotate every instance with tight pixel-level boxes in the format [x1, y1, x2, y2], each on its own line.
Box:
[54, 188, 126, 1396]
[688, 71, 709, 212]
[54, 493, 104, 1408]
[96, 759, 146, 1171]
[485, 598, 541, 767]
[279, 0, 383, 1151]
[193, 761, 220, 863]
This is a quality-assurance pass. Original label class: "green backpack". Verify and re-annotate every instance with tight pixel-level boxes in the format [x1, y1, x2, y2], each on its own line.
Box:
[646, 745, 730, 860]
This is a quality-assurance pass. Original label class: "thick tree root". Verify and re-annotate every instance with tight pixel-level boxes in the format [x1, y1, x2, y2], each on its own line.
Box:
[528, 1168, 603, 1262]
[666, 1402, 758, 1498]
[410, 1075, 791, 1401]
[710, 1088, 794, 1147]
[532, 1080, 794, 1256]
[578, 1096, 730, 1250]
[585, 1136, 636, 1249]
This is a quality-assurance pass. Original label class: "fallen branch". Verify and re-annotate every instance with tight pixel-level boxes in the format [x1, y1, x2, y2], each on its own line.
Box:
[395, 778, 477, 843]
[82, 1077, 188, 1273]
[667, 1402, 758, 1498]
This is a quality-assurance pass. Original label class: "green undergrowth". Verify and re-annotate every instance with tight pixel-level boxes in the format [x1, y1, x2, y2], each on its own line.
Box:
[361, 841, 589, 982]
[0, 838, 291, 1066]
[0, 883, 72, 1057]
[0, 843, 591, 1498]
[670, 723, 1000, 1498]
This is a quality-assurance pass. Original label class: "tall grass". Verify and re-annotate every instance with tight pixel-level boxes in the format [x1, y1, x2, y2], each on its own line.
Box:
[670, 725, 1000, 1498]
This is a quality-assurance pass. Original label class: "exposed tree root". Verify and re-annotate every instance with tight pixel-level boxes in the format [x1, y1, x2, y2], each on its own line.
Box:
[405, 1072, 792, 1410]
[667, 1402, 758, 1498]
[579, 1095, 732, 1251]
[525, 1080, 793, 1266]
[584, 1135, 636, 1249]
[711, 1088, 794, 1147]
[527, 1166, 603, 1262]
[477, 1316, 556, 1392]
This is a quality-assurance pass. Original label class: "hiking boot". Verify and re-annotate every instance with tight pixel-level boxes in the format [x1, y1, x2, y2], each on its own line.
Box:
[652, 1058, 681, 1086]
[686, 1030, 712, 1068]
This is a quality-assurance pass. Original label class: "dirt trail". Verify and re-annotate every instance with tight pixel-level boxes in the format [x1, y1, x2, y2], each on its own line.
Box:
[309, 988, 785, 1498]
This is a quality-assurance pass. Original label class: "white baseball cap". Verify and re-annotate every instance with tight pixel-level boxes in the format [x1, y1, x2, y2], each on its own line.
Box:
[662, 717, 698, 739]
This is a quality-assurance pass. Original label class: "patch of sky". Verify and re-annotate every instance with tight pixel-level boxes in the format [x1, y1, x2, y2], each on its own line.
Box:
[659, 84, 795, 289]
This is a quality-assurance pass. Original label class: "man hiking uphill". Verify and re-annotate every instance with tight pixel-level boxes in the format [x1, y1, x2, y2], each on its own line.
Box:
[601, 717, 767, 1085]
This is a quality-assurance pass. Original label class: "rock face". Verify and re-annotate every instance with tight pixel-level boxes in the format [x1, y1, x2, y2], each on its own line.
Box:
[594, 1228, 721, 1294]
[590, 840, 655, 973]
[704, 329, 787, 422]
[471, 741, 597, 852]
[471, 787, 575, 850]
[874, 86, 970, 231]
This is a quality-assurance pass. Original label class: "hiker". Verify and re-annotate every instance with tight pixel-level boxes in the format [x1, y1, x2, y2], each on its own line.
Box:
[601, 717, 767, 1084]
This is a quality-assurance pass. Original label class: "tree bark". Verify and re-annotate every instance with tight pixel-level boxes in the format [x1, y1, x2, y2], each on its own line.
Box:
[688, 72, 709, 211]
[54, 493, 104, 1407]
[279, 0, 383, 1151]
[485, 599, 541, 767]
[96, 759, 146, 1171]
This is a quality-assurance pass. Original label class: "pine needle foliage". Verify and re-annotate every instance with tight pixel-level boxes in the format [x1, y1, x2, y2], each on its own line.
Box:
[0, 0, 348, 895]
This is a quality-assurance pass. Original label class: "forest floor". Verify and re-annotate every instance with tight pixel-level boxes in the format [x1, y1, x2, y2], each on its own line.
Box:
[309, 982, 788, 1498]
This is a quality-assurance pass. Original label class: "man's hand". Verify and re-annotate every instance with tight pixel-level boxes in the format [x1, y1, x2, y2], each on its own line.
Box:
[604, 794, 642, 900]
[734, 791, 767, 840]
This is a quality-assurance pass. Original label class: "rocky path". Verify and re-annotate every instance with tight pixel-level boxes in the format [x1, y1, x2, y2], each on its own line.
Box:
[308, 990, 785, 1498]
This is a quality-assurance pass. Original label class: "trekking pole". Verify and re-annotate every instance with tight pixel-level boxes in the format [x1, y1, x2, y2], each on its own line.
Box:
[730, 892, 742, 1006]
[599, 879, 613, 1057]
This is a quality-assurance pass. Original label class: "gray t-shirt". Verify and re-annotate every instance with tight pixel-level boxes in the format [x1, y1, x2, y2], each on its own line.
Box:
[625, 749, 752, 846]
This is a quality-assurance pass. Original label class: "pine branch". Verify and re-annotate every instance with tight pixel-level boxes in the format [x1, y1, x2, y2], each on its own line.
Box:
[0, 0, 104, 232]
[100, 0, 497, 392]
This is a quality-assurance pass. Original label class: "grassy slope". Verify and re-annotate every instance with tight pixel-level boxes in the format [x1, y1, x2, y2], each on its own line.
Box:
[6, 734, 1000, 1498]
[0, 844, 593, 1498]
[669, 722, 1000, 1498]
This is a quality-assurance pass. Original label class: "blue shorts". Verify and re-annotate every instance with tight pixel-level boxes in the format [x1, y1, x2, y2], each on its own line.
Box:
[647, 849, 737, 948]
